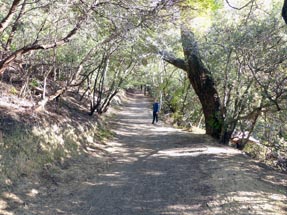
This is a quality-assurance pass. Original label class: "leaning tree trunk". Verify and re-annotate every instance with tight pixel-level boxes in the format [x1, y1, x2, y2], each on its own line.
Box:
[162, 27, 224, 140]
[283, 0, 287, 24]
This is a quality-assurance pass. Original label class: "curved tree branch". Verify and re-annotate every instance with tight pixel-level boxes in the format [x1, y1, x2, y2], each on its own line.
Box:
[225, 0, 253, 10]
[0, 19, 84, 73]
[0, 0, 22, 33]
[160, 51, 187, 71]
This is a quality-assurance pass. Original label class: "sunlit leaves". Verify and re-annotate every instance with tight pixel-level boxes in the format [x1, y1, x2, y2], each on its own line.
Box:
[183, 0, 222, 20]
[197, 0, 287, 147]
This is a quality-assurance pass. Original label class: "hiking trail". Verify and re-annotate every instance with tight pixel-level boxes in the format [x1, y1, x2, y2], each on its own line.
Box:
[7, 93, 287, 215]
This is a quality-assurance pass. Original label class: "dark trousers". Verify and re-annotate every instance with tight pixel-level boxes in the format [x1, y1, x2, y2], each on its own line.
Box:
[152, 112, 158, 124]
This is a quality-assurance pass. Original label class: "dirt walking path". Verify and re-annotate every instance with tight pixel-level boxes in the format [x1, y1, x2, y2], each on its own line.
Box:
[5, 93, 287, 215]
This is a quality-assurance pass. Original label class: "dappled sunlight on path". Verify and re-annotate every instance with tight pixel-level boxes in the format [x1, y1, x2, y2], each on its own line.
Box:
[3, 92, 285, 215]
[78, 93, 287, 215]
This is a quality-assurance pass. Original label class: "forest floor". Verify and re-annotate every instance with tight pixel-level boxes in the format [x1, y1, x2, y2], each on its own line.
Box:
[2, 92, 287, 215]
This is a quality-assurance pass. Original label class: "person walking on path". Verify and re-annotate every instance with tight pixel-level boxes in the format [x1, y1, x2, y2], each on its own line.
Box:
[152, 99, 160, 124]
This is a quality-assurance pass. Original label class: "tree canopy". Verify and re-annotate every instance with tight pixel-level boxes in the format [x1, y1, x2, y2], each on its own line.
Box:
[1, 0, 287, 160]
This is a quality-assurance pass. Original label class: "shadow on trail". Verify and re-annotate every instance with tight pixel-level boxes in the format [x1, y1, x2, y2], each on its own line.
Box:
[80, 144, 287, 215]
[2, 93, 286, 215]
[75, 93, 286, 215]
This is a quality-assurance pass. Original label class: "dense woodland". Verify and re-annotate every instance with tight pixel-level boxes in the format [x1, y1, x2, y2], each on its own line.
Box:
[0, 0, 287, 171]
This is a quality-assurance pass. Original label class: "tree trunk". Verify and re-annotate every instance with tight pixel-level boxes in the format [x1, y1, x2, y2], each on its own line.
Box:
[283, 0, 287, 24]
[162, 27, 224, 140]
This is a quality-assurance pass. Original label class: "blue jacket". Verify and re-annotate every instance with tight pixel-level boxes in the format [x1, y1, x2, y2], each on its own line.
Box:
[153, 102, 159, 112]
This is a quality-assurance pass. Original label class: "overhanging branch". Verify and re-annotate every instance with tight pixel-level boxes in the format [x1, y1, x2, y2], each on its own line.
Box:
[159, 51, 187, 71]
[0, 19, 84, 73]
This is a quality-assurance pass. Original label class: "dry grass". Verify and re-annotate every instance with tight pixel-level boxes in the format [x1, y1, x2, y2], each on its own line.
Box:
[0, 82, 120, 188]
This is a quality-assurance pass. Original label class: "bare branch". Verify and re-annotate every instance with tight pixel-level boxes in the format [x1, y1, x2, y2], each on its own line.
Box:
[0, 0, 22, 33]
[5, 0, 26, 50]
[160, 51, 187, 71]
[225, 0, 254, 10]
[0, 18, 84, 73]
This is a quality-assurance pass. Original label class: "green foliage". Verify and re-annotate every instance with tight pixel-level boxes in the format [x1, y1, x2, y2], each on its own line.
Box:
[9, 86, 18, 95]
[178, 0, 223, 26]
[0, 0, 286, 166]
[95, 128, 115, 141]
[207, 116, 223, 130]
[243, 141, 267, 159]
[195, 0, 287, 153]
[184, 0, 222, 10]
[29, 79, 39, 87]
[170, 88, 184, 112]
